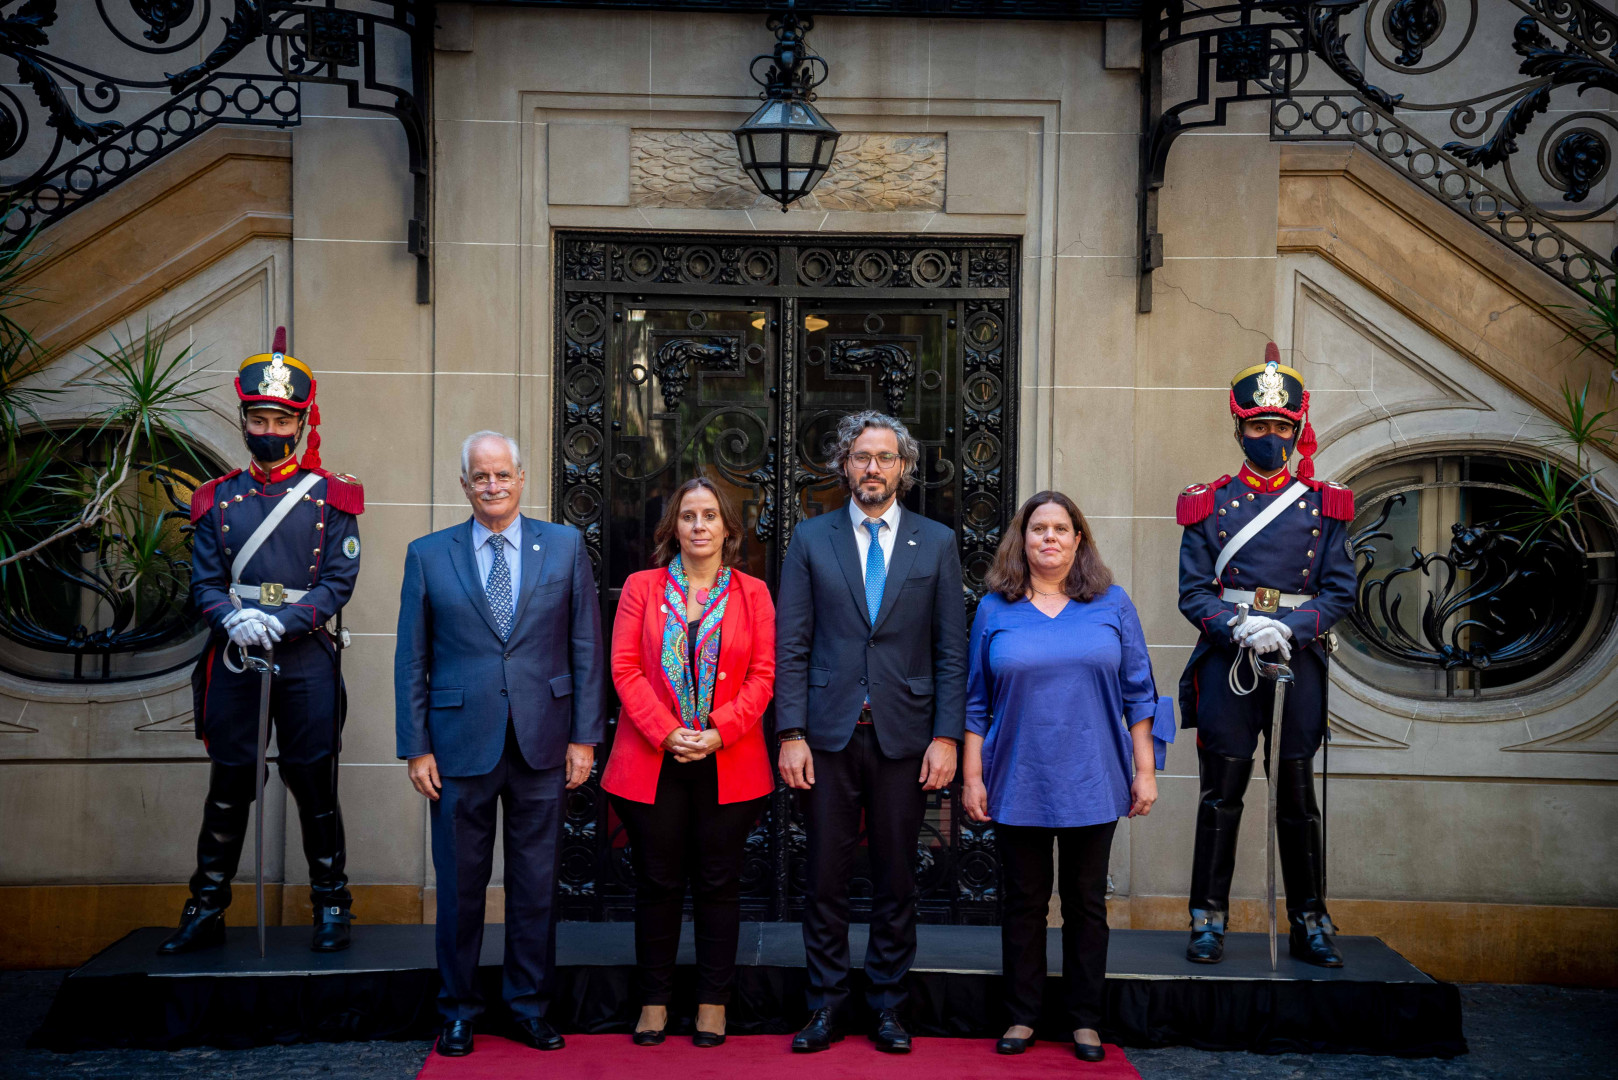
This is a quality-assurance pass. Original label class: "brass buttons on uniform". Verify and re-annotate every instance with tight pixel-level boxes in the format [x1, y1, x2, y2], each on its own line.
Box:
[1246, 493, 1255, 501]
[1311, 509, 1320, 517]
[221, 524, 230, 532]
[316, 499, 325, 507]
[1307, 550, 1315, 558]
[1297, 501, 1307, 509]
[1302, 569, 1310, 577]
[315, 522, 324, 530]
[1218, 531, 1227, 539]
[308, 565, 317, 574]
[224, 547, 232, 555]
[1311, 528, 1320, 537]
[1218, 508, 1227, 516]
[233, 494, 243, 502]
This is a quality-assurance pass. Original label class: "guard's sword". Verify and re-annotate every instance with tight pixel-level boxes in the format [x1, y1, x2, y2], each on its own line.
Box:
[243, 646, 276, 959]
[1255, 654, 1294, 972]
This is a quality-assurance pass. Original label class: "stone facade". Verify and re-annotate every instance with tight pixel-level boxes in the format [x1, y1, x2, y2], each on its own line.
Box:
[1, 6, 1614, 983]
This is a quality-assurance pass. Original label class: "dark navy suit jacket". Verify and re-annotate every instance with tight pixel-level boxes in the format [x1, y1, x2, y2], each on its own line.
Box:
[775, 502, 968, 759]
[394, 515, 605, 777]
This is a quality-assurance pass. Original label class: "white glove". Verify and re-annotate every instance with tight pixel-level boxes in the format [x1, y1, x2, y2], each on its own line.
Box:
[224, 608, 284, 650]
[1228, 614, 1293, 660]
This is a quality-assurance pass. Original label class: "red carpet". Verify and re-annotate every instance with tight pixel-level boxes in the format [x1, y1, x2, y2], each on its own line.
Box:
[416, 1034, 1141, 1079]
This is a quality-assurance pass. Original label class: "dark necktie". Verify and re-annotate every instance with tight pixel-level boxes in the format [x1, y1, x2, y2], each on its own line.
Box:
[487, 535, 513, 638]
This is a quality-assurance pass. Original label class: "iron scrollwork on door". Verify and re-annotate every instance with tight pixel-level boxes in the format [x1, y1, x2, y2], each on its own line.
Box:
[554, 233, 1018, 924]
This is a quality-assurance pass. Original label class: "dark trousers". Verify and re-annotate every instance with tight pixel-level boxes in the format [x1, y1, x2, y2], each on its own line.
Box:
[998, 820, 1117, 1032]
[1191, 645, 1328, 760]
[431, 723, 564, 1022]
[802, 724, 928, 1014]
[193, 633, 342, 766]
[610, 755, 764, 1006]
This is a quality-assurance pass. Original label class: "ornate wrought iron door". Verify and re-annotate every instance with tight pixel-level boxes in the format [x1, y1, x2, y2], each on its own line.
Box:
[555, 233, 1018, 924]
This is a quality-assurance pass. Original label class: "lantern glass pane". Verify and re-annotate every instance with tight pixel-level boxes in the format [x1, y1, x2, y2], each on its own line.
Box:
[816, 137, 838, 165]
[751, 132, 783, 166]
[787, 133, 818, 165]
[788, 169, 810, 192]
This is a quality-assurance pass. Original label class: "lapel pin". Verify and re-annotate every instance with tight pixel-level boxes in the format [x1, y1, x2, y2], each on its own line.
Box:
[532, 543, 540, 551]
[908, 539, 917, 546]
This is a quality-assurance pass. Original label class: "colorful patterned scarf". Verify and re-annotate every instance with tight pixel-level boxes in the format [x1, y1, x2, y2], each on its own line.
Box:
[660, 555, 732, 731]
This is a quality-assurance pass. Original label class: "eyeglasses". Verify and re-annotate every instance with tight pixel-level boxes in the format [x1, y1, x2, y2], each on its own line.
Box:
[468, 473, 517, 490]
[849, 452, 901, 469]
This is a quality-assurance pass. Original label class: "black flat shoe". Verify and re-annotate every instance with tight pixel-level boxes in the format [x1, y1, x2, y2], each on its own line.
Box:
[632, 1028, 666, 1046]
[1185, 908, 1226, 964]
[996, 1035, 1035, 1054]
[510, 1016, 565, 1051]
[437, 1019, 474, 1057]
[692, 1030, 726, 1048]
[311, 904, 353, 952]
[792, 1007, 842, 1053]
[1073, 1040, 1106, 1062]
[870, 1009, 911, 1054]
[1288, 910, 1344, 968]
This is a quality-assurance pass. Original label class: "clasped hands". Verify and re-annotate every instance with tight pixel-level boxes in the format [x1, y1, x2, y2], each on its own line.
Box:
[1227, 613, 1293, 661]
[662, 726, 723, 763]
[223, 607, 285, 650]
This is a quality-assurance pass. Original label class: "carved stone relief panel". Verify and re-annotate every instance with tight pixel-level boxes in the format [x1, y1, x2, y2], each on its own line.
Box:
[630, 131, 945, 212]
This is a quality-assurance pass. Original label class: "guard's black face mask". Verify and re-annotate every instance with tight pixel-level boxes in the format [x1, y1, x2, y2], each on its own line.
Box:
[1241, 432, 1295, 472]
[243, 423, 299, 464]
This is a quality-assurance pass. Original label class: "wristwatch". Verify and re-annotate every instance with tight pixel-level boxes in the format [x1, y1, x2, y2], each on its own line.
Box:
[777, 728, 807, 742]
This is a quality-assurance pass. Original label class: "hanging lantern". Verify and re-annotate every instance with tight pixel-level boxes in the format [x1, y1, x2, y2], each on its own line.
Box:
[732, 12, 840, 212]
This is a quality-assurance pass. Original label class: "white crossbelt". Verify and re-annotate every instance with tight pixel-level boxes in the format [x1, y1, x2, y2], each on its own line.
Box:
[1221, 588, 1315, 610]
[230, 583, 309, 604]
[231, 471, 322, 585]
[1212, 479, 1311, 583]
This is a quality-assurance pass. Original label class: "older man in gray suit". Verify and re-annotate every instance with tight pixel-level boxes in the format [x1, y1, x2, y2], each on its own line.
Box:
[395, 430, 604, 1058]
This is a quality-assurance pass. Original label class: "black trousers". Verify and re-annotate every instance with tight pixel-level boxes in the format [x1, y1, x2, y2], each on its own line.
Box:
[1190, 645, 1328, 760]
[609, 755, 764, 1006]
[997, 820, 1118, 1032]
[802, 724, 928, 1014]
[430, 723, 563, 1022]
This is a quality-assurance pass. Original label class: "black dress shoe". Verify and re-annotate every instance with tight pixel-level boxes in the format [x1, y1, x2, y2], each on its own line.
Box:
[791, 1007, 842, 1053]
[692, 1030, 726, 1048]
[632, 1028, 666, 1046]
[996, 1035, 1035, 1054]
[157, 902, 226, 955]
[1073, 1039, 1106, 1062]
[310, 904, 352, 952]
[1288, 910, 1344, 968]
[870, 1010, 911, 1054]
[511, 1016, 565, 1050]
[1185, 908, 1226, 964]
[437, 1020, 474, 1057]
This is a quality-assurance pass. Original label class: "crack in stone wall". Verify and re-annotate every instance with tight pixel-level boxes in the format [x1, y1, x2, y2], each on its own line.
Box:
[631, 130, 945, 212]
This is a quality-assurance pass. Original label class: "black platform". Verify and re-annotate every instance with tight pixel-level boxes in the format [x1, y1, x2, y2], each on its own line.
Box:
[32, 922, 1465, 1057]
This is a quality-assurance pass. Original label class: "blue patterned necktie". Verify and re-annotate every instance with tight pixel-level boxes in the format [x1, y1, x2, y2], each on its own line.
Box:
[487, 534, 514, 638]
[863, 518, 886, 624]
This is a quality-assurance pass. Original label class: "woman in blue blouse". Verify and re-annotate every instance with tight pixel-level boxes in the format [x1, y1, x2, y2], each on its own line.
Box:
[961, 491, 1173, 1063]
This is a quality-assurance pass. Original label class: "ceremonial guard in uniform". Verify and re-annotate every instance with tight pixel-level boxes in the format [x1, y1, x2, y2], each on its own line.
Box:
[1175, 344, 1355, 968]
[160, 328, 364, 954]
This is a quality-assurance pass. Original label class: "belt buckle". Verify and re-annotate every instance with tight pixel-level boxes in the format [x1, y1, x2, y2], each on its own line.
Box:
[259, 583, 285, 607]
[1253, 587, 1280, 614]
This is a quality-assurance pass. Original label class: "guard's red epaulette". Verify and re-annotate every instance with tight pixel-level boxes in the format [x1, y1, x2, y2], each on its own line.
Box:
[188, 469, 241, 523]
[1313, 479, 1354, 521]
[1176, 476, 1229, 525]
[314, 468, 365, 515]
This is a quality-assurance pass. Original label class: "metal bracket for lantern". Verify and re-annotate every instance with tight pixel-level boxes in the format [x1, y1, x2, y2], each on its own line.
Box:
[732, 10, 841, 212]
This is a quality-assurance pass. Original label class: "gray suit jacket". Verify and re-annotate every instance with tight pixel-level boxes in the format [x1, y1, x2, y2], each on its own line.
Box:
[774, 502, 968, 759]
[394, 516, 605, 777]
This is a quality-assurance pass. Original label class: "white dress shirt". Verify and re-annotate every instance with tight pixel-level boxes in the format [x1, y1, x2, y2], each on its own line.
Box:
[848, 497, 901, 584]
[471, 516, 524, 599]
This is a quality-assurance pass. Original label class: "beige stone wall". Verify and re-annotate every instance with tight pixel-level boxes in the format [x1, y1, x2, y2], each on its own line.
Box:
[1, 6, 1614, 980]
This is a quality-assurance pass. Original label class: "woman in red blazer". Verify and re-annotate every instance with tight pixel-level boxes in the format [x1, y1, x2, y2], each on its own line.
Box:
[601, 476, 776, 1049]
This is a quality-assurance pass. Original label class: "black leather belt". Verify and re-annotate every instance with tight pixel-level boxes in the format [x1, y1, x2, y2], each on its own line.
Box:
[857, 705, 873, 725]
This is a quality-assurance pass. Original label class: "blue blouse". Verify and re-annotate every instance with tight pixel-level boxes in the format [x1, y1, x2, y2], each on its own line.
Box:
[965, 585, 1175, 828]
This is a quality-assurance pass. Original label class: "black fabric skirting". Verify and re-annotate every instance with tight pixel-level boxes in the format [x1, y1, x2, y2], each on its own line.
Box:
[30, 925, 1466, 1058]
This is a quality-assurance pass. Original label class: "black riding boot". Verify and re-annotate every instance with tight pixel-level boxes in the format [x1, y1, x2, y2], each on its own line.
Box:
[1186, 749, 1254, 963]
[159, 763, 257, 954]
[1277, 757, 1342, 967]
[279, 758, 354, 952]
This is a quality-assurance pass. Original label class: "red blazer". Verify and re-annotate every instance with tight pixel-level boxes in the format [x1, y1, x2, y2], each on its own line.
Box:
[601, 567, 776, 805]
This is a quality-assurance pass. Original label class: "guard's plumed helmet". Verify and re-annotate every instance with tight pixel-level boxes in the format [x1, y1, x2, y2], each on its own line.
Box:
[1230, 342, 1318, 480]
[234, 326, 325, 469]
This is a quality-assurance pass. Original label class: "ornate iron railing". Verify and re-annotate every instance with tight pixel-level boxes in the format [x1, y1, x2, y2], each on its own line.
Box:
[0, 1, 430, 298]
[1142, 0, 1618, 311]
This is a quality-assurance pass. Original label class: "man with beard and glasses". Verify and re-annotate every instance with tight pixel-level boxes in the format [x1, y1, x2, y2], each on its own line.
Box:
[164, 326, 363, 955]
[395, 430, 604, 1058]
[1175, 343, 1357, 968]
[775, 411, 968, 1055]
